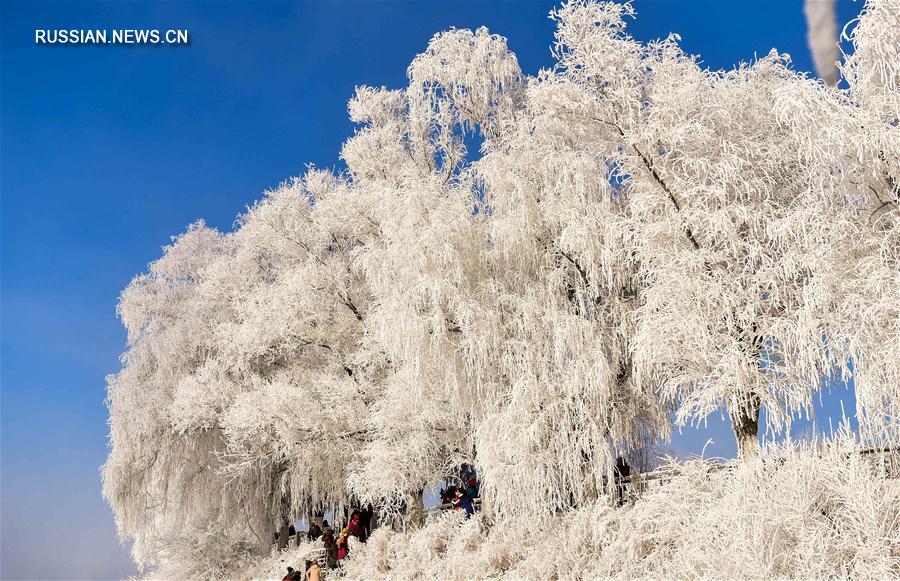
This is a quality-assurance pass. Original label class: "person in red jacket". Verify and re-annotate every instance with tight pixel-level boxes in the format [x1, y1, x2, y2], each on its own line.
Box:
[345, 510, 363, 538]
[336, 529, 349, 560]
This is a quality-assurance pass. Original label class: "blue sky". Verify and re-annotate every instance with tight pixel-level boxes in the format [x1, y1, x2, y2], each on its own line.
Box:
[1, 1, 864, 579]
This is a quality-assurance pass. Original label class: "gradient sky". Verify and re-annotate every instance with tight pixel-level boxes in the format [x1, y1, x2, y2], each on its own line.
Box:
[1, 1, 865, 579]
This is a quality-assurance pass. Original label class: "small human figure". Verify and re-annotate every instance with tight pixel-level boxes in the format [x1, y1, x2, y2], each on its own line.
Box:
[305, 559, 322, 581]
[346, 510, 363, 539]
[441, 485, 458, 505]
[460, 463, 477, 484]
[307, 523, 322, 541]
[465, 477, 479, 500]
[282, 566, 296, 581]
[322, 528, 339, 569]
[451, 487, 474, 517]
[360, 504, 374, 542]
[336, 529, 349, 560]
[614, 456, 631, 506]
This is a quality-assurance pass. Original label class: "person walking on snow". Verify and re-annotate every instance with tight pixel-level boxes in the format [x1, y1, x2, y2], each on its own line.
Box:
[305, 560, 321, 581]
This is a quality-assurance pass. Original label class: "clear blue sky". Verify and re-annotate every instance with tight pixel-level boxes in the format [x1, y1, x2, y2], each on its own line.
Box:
[1, 1, 863, 579]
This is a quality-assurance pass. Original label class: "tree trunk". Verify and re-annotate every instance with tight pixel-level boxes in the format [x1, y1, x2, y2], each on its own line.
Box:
[730, 393, 761, 459]
[583, 475, 599, 503]
[478, 484, 495, 526]
[276, 522, 290, 551]
[369, 503, 380, 533]
[403, 488, 425, 531]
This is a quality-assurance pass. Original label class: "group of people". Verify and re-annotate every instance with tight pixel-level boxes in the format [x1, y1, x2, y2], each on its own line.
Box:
[284, 506, 374, 581]
[281, 561, 320, 581]
[280, 463, 628, 579]
[437, 461, 631, 512]
[439, 476, 479, 518]
[280, 461, 625, 581]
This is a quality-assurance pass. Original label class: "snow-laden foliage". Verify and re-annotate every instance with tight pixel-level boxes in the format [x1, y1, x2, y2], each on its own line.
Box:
[832, 0, 900, 440]
[340, 439, 900, 580]
[104, 0, 900, 575]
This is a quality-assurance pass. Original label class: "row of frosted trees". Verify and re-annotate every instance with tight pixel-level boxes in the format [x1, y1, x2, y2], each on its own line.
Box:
[103, 0, 899, 574]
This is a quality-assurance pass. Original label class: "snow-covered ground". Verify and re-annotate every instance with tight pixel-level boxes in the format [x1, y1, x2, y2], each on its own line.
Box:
[244, 540, 322, 581]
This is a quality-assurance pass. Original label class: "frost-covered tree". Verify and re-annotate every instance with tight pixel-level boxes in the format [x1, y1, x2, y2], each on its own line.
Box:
[105, 0, 899, 576]
[346, 27, 526, 520]
[104, 26, 526, 571]
[349, 24, 667, 520]
[509, 0, 899, 458]
[102, 223, 262, 567]
[824, 0, 899, 440]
